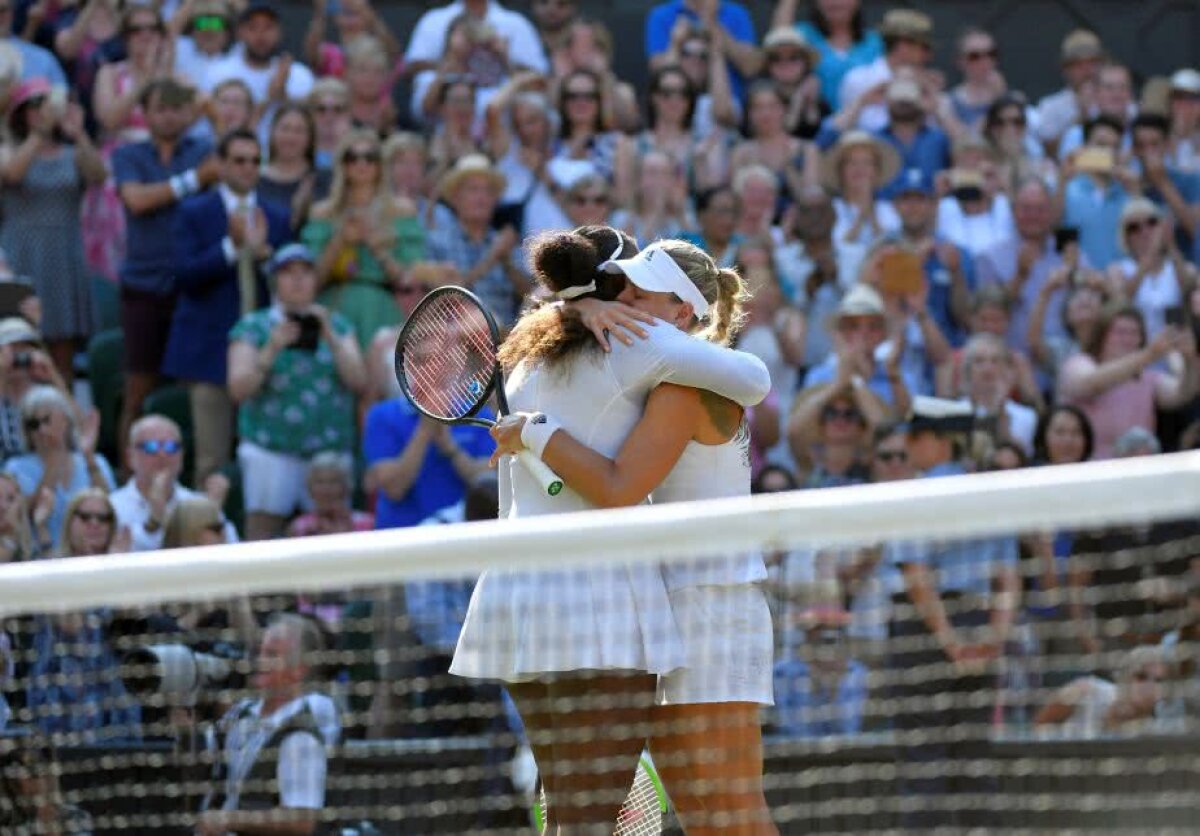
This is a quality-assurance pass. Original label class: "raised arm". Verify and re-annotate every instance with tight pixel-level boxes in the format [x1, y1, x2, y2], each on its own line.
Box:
[490, 383, 700, 508]
[642, 321, 771, 406]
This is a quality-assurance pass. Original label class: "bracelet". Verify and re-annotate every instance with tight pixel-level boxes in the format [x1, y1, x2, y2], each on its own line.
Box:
[519, 412, 563, 459]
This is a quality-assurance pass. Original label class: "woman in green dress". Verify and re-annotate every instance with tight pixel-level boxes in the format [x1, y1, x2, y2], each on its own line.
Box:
[302, 128, 425, 348]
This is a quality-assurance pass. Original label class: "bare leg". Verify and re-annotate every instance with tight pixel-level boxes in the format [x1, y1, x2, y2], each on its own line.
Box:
[511, 672, 656, 835]
[649, 702, 776, 836]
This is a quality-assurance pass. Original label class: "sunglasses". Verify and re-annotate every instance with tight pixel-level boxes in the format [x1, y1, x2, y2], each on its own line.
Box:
[571, 193, 609, 206]
[768, 51, 806, 64]
[75, 510, 114, 525]
[822, 406, 861, 422]
[228, 154, 261, 166]
[343, 149, 380, 164]
[136, 439, 183, 456]
[563, 90, 599, 102]
[23, 414, 52, 432]
[964, 48, 998, 62]
[312, 103, 347, 115]
[654, 86, 689, 100]
[192, 15, 226, 31]
[876, 450, 908, 463]
[680, 45, 708, 59]
[1124, 216, 1160, 236]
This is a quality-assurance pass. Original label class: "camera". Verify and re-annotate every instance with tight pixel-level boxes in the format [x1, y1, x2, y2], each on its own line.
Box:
[12, 351, 31, 370]
[288, 312, 321, 352]
[121, 644, 245, 705]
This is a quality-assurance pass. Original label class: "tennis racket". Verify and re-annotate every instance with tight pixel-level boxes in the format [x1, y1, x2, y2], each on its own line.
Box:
[531, 753, 668, 835]
[395, 286, 564, 497]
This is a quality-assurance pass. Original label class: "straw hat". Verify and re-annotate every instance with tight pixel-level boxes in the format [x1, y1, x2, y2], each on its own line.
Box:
[1117, 197, 1163, 254]
[821, 130, 901, 192]
[1060, 29, 1103, 65]
[878, 9, 933, 47]
[438, 154, 506, 199]
[762, 27, 819, 68]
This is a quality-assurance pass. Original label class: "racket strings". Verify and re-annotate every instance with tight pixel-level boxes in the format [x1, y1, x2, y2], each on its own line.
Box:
[402, 294, 497, 420]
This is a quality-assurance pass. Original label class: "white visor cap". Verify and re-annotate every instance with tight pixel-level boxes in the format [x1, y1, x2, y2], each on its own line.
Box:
[598, 242, 710, 319]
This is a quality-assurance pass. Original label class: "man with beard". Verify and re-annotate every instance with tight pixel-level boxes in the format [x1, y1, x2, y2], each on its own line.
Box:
[113, 78, 218, 467]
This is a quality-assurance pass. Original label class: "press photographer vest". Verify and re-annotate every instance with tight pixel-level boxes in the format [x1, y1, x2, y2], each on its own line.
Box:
[214, 698, 324, 812]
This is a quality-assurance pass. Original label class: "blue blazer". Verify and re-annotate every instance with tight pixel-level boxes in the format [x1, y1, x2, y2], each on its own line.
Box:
[162, 190, 291, 385]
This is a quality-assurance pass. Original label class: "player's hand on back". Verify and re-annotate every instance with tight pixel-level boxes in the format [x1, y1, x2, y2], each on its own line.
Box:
[570, 298, 658, 352]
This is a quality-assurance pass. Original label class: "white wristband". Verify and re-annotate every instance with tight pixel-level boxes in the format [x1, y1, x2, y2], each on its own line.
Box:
[182, 168, 199, 194]
[519, 412, 563, 459]
[168, 174, 186, 199]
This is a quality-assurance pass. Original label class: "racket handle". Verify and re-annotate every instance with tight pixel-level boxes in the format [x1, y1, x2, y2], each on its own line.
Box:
[517, 450, 564, 497]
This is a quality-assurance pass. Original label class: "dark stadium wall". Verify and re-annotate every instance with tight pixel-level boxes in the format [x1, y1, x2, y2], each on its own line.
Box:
[275, 0, 1199, 106]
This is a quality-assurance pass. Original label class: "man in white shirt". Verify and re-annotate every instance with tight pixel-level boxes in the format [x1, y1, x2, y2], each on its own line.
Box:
[205, 1, 315, 141]
[196, 614, 332, 836]
[403, 0, 548, 77]
[958, 333, 1037, 456]
[837, 9, 933, 133]
[109, 414, 238, 551]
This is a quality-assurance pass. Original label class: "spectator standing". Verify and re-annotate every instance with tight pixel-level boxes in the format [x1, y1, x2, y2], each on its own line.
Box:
[227, 245, 366, 541]
[1166, 68, 1200, 174]
[655, 24, 740, 138]
[424, 154, 528, 326]
[1129, 113, 1200, 252]
[1057, 62, 1136, 161]
[26, 489, 140, 740]
[109, 414, 237, 552]
[646, 0, 759, 107]
[942, 27, 1007, 136]
[759, 28, 826, 139]
[0, 80, 106, 384]
[1034, 30, 1105, 155]
[402, 0, 548, 80]
[259, 103, 331, 230]
[836, 8, 933, 134]
[208, 0, 316, 139]
[977, 178, 1069, 356]
[303, 0, 398, 80]
[821, 130, 901, 290]
[172, 0, 236, 93]
[0, 0, 66, 83]
[1108, 197, 1196, 340]
[551, 20, 640, 133]
[5, 386, 113, 552]
[1059, 115, 1131, 269]
[112, 78, 216, 465]
[196, 615, 331, 836]
[303, 129, 423, 349]
[772, 0, 881, 112]
[887, 397, 1020, 828]
[867, 74, 952, 200]
[1057, 305, 1199, 458]
[164, 128, 291, 486]
[529, 0, 576, 55]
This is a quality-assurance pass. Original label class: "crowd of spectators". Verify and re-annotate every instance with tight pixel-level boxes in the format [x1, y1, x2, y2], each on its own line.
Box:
[0, 0, 1197, 829]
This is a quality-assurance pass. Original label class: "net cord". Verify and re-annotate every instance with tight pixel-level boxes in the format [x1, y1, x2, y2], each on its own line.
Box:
[2, 452, 1200, 616]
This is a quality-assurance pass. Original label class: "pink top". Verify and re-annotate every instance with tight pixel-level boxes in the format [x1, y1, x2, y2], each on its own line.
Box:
[1058, 353, 1159, 459]
[288, 510, 375, 537]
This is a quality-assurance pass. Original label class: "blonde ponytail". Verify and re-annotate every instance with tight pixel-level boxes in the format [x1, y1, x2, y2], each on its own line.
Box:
[657, 239, 748, 346]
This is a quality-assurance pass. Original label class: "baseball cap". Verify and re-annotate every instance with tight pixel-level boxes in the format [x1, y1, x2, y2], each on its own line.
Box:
[269, 243, 315, 273]
[835, 284, 885, 319]
[0, 316, 41, 348]
[239, 0, 279, 23]
[894, 167, 934, 197]
[1060, 29, 1103, 64]
[906, 395, 974, 435]
[598, 242, 710, 319]
[1170, 68, 1200, 95]
[879, 9, 933, 47]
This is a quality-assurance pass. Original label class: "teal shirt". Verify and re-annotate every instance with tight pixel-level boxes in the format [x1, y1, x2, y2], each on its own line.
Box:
[230, 309, 356, 457]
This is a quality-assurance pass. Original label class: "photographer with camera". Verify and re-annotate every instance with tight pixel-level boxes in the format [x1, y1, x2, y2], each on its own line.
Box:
[228, 244, 366, 541]
[196, 613, 333, 836]
[164, 127, 291, 488]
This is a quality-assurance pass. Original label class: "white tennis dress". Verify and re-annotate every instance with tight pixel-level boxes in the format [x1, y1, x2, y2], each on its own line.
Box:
[653, 420, 774, 706]
[451, 322, 771, 682]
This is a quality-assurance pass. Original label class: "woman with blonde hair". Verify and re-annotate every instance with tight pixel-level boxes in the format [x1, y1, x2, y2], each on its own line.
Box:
[342, 34, 398, 133]
[308, 78, 352, 170]
[57, 487, 120, 558]
[302, 129, 425, 348]
[465, 232, 775, 833]
[0, 472, 34, 563]
[1108, 197, 1198, 339]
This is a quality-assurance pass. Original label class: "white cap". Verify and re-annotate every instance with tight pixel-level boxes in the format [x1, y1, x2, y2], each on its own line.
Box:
[598, 242, 710, 319]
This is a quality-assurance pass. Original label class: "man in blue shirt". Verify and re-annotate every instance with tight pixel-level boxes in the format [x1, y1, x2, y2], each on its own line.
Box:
[1130, 113, 1200, 256]
[112, 78, 217, 466]
[887, 396, 1021, 828]
[1060, 115, 1131, 269]
[363, 395, 494, 529]
[772, 607, 868, 739]
[646, 0, 758, 104]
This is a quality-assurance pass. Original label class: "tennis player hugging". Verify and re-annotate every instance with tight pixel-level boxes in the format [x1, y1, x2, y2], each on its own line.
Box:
[451, 224, 779, 835]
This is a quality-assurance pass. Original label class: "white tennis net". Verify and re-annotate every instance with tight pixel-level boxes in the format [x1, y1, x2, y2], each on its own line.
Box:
[0, 452, 1198, 833]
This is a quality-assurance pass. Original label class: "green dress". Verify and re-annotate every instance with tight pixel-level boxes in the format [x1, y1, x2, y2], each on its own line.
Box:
[301, 214, 425, 348]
